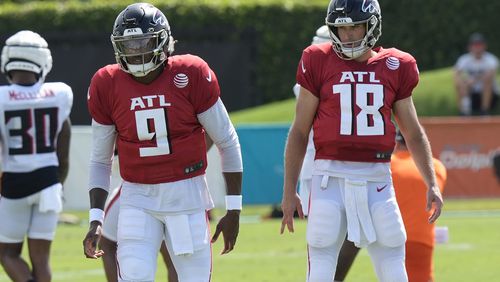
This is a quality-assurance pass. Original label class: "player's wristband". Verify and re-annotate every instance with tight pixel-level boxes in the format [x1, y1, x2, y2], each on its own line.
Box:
[225, 195, 243, 210]
[89, 208, 105, 224]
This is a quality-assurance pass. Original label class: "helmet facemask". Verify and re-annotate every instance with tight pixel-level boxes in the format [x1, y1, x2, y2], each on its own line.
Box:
[111, 29, 169, 77]
[327, 15, 380, 60]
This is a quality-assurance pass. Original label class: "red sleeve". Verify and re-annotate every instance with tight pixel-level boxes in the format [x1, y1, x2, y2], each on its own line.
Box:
[191, 58, 220, 114]
[87, 68, 114, 125]
[296, 48, 320, 97]
[396, 56, 419, 101]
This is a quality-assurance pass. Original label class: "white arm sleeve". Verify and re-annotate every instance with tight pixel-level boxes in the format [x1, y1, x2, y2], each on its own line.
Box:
[88, 119, 117, 192]
[198, 98, 243, 172]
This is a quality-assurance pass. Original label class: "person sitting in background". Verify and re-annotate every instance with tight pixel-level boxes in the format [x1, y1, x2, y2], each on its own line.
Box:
[454, 33, 499, 116]
[334, 130, 447, 282]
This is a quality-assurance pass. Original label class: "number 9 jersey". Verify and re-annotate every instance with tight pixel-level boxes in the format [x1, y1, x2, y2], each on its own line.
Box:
[0, 81, 73, 172]
[87, 54, 220, 184]
[297, 43, 419, 163]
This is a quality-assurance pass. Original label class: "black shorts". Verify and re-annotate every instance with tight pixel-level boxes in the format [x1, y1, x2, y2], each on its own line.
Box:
[470, 91, 499, 115]
[1, 166, 59, 199]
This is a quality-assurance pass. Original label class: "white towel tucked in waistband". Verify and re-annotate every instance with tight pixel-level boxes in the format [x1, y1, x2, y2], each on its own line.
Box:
[39, 183, 63, 213]
[165, 214, 194, 256]
[344, 179, 376, 248]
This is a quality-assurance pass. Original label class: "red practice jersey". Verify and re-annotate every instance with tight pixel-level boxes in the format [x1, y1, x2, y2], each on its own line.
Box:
[88, 55, 219, 184]
[297, 44, 419, 162]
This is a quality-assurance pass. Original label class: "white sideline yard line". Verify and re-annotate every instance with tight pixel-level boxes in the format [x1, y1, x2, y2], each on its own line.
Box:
[53, 268, 104, 278]
[439, 243, 475, 250]
[219, 250, 304, 259]
[442, 209, 500, 218]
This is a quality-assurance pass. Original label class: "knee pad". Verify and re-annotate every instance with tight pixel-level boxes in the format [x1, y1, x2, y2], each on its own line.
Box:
[307, 260, 335, 282]
[378, 257, 408, 282]
[371, 199, 406, 247]
[173, 243, 211, 282]
[118, 241, 157, 282]
[117, 252, 155, 282]
[307, 200, 343, 248]
[117, 208, 160, 282]
[307, 246, 337, 282]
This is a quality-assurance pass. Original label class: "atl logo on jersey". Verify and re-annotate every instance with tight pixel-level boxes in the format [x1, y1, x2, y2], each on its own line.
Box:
[130, 95, 171, 110]
[339, 71, 380, 83]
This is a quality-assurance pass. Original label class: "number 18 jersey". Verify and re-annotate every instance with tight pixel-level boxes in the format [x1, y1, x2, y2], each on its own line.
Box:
[297, 44, 419, 163]
[0, 82, 73, 172]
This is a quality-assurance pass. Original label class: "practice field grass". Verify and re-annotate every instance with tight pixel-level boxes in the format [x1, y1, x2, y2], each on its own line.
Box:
[1, 198, 499, 282]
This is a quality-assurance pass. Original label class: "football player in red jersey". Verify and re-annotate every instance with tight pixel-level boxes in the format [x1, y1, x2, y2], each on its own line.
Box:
[81, 3, 243, 282]
[280, 0, 443, 281]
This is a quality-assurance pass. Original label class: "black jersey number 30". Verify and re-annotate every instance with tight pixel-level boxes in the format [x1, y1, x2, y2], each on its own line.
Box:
[4, 107, 58, 155]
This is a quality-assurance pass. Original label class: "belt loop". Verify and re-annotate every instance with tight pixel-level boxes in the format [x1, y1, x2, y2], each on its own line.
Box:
[320, 175, 329, 189]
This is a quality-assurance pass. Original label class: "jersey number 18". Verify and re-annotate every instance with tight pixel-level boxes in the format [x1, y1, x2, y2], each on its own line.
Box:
[333, 83, 385, 136]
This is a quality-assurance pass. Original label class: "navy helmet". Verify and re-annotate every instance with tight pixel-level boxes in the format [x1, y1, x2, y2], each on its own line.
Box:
[111, 3, 175, 77]
[325, 0, 382, 59]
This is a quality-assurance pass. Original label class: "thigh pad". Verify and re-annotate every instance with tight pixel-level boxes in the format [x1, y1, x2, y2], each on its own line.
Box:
[307, 200, 343, 248]
[371, 199, 406, 247]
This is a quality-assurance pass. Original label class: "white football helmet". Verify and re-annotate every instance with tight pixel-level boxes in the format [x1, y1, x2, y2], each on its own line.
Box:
[1, 30, 53, 82]
[312, 25, 330, 45]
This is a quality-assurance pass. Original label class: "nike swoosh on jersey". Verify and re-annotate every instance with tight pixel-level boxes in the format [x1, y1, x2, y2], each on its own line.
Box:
[206, 71, 212, 82]
[301, 60, 306, 73]
[376, 184, 388, 192]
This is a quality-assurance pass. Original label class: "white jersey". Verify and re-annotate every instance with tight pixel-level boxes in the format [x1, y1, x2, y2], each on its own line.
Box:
[455, 51, 499, 94]
[0, 81, 73, 173]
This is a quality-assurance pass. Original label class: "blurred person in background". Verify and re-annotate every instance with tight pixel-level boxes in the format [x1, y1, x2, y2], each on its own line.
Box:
[82, 3, 243, 282]
[494, 153, 500, 183]
[280, 0, 443, 281]
[333, 130, 447, 282]
[454, 33, 499, 115]
[0, 30, 72, 282]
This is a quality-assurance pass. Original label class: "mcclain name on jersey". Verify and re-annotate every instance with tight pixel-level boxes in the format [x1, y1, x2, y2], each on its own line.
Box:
[8, 88, 55, 100]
